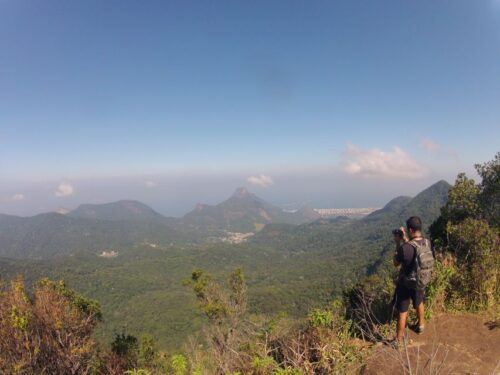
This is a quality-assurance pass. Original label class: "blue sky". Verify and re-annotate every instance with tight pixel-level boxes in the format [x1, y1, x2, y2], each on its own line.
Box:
[1, 0, 499, 215]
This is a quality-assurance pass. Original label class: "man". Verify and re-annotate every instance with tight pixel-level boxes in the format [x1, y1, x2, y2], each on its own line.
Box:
[393, 216, 431, 342]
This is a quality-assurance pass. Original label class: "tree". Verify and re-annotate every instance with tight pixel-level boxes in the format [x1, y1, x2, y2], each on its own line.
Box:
[430, 153, 500, 310]
[187, 268, 253, 373]
[475, 152, 500, 226]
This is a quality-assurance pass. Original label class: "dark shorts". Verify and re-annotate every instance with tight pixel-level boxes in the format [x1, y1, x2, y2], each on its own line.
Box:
[394, 284, 424, 313]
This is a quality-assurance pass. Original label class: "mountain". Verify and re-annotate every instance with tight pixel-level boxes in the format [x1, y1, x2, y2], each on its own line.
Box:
[399, 180, 451, 223]
[182, 187, 320, 232]
[295, 206, 323, 221]
[0, 212, 191, 259]
[363, 180, 450, 225]
[0, 188, 320, 259]
[68, 200, 165, 222]
[0, 183, 450, 260]
[252, 180, 452, 255]
[0, 180, 452, 350]
[366, 196, 412, 218]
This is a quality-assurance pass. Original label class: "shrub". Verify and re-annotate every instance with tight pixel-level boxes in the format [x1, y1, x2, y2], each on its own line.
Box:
[447, 218, 499, 309]
[424, 256, 456, 318]
[0, 277, 100, 374]
[138, 334, 160, 369]
[170, 354, 188, 375]
[125, 369, 152, 375]
[308, 309, 334, 328]
[251, 356, 278, 374]
[186, 268, 255, 373]
[186, 268, 367, 374]
[270, 299, 365, 374]
[343, 274, 395, 342]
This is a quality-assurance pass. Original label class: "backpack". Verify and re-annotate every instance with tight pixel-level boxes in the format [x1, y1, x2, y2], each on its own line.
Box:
[403, 238, 435, 290]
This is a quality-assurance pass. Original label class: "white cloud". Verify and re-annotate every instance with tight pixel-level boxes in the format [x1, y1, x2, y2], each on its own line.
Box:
[247, 174, 274, 188]
[342, 143, 427, 179]
[11, 193, 25, 201]
[145, 180, 158, 188]
[420, 138, 440, 152]
[55, 182, 74, 197]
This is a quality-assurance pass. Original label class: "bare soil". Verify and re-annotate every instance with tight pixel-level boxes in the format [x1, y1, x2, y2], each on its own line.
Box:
[364, 313, 500, 375]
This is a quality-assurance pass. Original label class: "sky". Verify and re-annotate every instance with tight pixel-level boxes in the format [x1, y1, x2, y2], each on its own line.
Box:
[1, 0, 499, 216]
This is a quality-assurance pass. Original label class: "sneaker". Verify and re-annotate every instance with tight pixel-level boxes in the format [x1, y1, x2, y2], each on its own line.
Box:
[412, 324, 425, 334]
[386, 338, 403, 350]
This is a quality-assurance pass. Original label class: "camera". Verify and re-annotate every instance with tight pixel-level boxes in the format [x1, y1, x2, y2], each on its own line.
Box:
[392, 228, 404, 237]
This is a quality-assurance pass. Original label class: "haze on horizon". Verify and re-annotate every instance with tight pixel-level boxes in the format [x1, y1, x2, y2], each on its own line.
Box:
[1, 0, 499, 216]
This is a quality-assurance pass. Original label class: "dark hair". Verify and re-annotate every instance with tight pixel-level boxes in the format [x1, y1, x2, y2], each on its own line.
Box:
[406, 216, 422, 232]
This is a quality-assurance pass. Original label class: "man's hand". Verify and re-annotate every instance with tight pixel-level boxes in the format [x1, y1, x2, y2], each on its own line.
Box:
[400, 227, 409, 242]
[393, 229, 403, 266]
[393, 250, 400, 267]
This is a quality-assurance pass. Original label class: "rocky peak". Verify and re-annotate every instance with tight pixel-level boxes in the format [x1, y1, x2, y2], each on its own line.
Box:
[232, 187, 251, 199]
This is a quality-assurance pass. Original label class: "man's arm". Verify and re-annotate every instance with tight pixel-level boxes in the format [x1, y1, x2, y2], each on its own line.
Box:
[393, 244, 401, 267]
[393, 226, 408, 267]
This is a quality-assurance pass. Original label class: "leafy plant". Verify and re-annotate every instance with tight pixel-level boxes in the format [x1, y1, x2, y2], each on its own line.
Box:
[251, 356, 278, 374]
[170, 354, 188, 375]
[308, 309, 334, 328]
[125, 369, 152, 375]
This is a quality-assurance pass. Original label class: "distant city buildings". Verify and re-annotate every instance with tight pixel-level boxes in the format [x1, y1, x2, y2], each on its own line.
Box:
[99, 250, 119, 258]
[313, 207, 378, 218]
[221, 232, 255, 244]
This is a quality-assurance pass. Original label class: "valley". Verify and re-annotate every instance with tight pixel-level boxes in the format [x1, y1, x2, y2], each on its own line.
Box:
[0, 180, 451, 350]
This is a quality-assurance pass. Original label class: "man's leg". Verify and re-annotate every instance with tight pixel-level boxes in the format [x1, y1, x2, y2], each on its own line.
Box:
[412, 289, 425, 332]
[396, 311, 408, 341]
[416, 302, 425, 328]
[394, 284, 410, 341]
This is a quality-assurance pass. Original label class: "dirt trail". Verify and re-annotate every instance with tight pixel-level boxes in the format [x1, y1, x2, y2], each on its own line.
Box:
[364, 313, 500, 374]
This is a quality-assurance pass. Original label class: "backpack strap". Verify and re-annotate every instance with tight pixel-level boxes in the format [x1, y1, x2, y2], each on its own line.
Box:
[408, 238, 427, 265]
[408, 239, 418, 248]
[408, 238, 426, 249]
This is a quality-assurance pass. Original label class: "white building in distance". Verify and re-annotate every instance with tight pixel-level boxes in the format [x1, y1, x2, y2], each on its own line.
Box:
[313, 207, 378, 218]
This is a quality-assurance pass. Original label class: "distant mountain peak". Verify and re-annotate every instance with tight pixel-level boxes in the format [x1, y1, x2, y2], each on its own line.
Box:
[182, 187, 318, 232]
[382, 196, 413, 211]
[232, 187, 251, 198]
[425, 179, 451, 192]
[68, 200, 164, 221]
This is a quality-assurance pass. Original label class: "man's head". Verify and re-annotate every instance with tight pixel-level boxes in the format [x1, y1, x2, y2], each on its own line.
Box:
[406, 216, 422, 237]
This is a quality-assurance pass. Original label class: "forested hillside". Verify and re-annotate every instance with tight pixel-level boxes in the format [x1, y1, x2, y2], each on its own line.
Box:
[0, 180, 450, 351]
[68, 200, 167, 222]
[0, 212, 193, 259]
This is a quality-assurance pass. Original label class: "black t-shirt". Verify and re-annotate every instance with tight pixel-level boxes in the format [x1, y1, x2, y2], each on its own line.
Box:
[397, 238, 426, 278]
